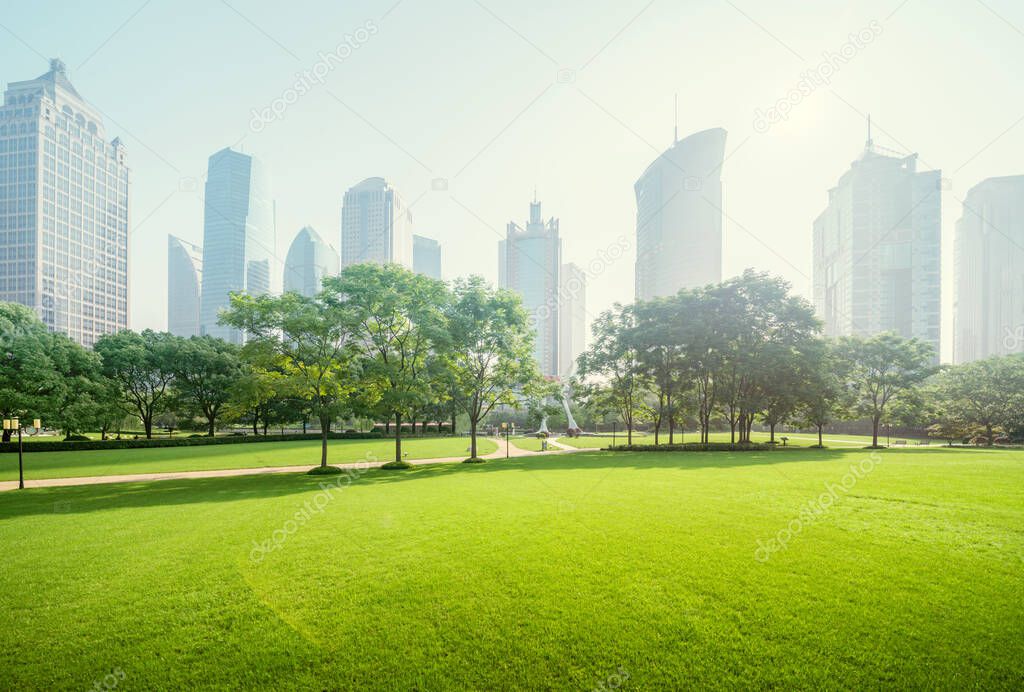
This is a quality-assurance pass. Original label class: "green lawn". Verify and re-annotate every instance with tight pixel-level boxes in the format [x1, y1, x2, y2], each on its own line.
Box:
[508, 436, 552, 452]
[0, 437, 495, 481]
[1, 446, 1021, 688]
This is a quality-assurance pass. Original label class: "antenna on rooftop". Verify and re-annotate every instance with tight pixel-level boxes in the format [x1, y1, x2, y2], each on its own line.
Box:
[673, 93, 678, 144]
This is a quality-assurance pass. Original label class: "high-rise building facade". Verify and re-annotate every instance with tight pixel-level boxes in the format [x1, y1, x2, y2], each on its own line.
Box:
[812, 140, 942, 361]
[634, 128, 726, 301]
[499, 199, 561, 377]
[284, 226, 338, 297]
[558, 262, 586, 378]
[167, 235, 202, 337]
[340, 177, 412, 269]
[0, 59, 129, 346]
[199, 148, 275, 344]
[953, 176, 1024, 363]
[413, 234, 441, 279]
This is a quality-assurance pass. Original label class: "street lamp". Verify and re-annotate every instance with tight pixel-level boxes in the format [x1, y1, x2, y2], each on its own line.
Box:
[4, 417, 37, 490]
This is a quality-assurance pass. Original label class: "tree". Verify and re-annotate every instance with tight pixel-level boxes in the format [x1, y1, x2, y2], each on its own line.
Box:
[228, 366, 279, 436]
[795, 343, 846, 447]
[929, 355, 1024, 445]
[43, 332, 108, 438]
[445, 277, 539, 460]
[95, 330, 177, 438]
[632, 296, 687, 445]
[171, 336, 244, 436]
[221, 290, 358, 469]
[577, 304, 650, 445]
[325, 264, 448, 468]
[837, 333, 936, 447]
[0, 303, 60, 440]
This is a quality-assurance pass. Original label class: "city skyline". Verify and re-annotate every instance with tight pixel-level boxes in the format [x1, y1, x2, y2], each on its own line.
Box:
[1, 1, 1023, 361]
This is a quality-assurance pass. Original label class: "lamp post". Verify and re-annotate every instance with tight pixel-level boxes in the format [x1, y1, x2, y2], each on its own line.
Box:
[501, 422, 509, 459]
[4, 417, 36, 490]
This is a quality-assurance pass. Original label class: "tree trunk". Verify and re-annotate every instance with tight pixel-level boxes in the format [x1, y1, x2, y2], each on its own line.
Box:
[208, 417, 215, 436]
[470, 418, 478, 458]
[144, 417, 153, 439]
[818, 424, 823, 447]
[769, 423, 776, 443]
[450, 413, 457, 436]
[627, 420, 633, 446]
[395, 412, 403, 463]
[385, 420, 390, 434]
[320, 414, 329, 467]
[872, 415, 880, 447]
[252, 415, 258, 436]
[986, 424, 994, 446]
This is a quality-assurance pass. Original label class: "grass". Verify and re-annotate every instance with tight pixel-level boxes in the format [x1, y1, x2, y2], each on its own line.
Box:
[508, 436, 550, 452]
[0, 446, 1021, 688]
[0, 437, 496, 481]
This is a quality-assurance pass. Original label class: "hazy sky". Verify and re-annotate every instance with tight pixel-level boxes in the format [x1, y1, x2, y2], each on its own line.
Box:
[3, 0, 1023, 361]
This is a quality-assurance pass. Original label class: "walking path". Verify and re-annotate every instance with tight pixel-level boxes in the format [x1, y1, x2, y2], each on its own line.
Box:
[0, 437, 595, 492]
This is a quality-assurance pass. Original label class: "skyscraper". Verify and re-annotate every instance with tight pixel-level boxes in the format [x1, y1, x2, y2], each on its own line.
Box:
[634, 127, 727, 301]
[812, 137, 942, 361]
[413, 234, 441, 279]
[953, 176, 1024, 363]
[167, 235, 202, 337]
[340, 177, 412, 269]
[284, 226, 339, 297]
[558, 262, 586, 378]
[199, 148, 276, 344]
[0, 58, 130, 347]
[499, 198, 561, 377]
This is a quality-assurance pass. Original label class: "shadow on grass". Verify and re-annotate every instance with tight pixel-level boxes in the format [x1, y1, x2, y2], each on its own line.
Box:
[0, 446, 990, 520]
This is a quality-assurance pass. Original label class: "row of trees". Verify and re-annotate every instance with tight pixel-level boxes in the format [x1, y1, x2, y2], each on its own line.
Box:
[575, 271, 939, 448]
[0, 265, 543, 468]
[3, 265, 1021, 467]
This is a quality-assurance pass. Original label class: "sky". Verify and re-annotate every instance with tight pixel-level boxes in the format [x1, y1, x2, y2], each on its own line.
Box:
[2, 0, 1023, 361]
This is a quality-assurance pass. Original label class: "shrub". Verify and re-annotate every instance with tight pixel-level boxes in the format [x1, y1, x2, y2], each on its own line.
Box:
[0, 431, 384, 454]
[380, 460, 413, 470]
[307, 465, 345, 475]
[62, 434, 91, 442]
[462, 457, 486, 464]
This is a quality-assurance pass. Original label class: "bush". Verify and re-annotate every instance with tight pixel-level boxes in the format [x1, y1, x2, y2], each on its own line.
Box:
[307, 465, 345, 475]
[605, 442, 786, 452]
[62, 434, 91, 442]
[462, 457, 486, 464]
[380, 460, 413, 470]
[0, 431, 384, 454]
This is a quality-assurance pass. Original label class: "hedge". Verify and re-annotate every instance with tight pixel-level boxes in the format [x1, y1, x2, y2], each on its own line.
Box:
[0, 431, 384, 454]
[605, 442, 791, 452]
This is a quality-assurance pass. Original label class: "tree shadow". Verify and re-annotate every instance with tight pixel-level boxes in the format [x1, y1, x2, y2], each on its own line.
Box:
[0, 446, 981, 520]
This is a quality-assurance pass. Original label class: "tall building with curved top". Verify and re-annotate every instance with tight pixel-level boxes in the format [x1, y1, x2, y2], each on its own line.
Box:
[0, 58, 130, 346]
[340, 177, 412, 269]
[199, 148, 276, 344]
[284, 226, 339, 297]
[167, 235, 202, 337]
[954, 175, 1024, 363]
[634, 127, 727, 301]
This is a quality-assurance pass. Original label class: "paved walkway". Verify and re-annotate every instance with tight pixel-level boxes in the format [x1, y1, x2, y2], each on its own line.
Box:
[0, 437, 596, 492]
